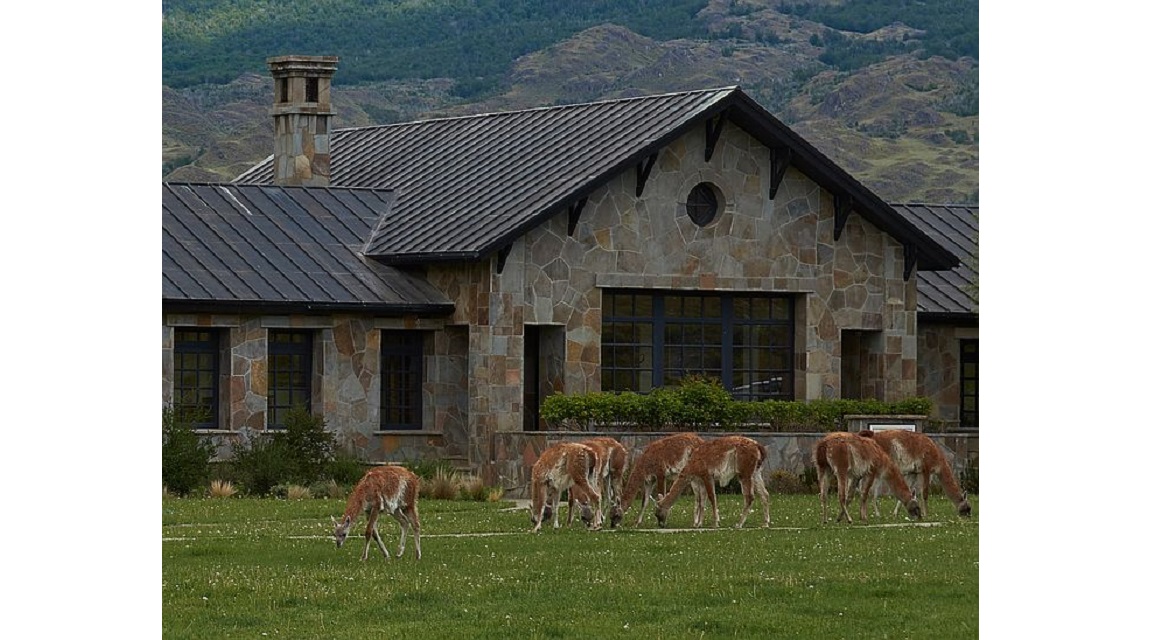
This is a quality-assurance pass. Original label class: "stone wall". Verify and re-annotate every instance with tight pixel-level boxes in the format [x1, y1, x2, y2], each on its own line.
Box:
[428, 116, 921, 475]
[162, 312, 463, 463]
[918, 321, 978, 428]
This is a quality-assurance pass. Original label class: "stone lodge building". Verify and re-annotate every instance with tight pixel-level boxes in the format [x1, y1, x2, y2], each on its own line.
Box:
[161, 56, 976, 487]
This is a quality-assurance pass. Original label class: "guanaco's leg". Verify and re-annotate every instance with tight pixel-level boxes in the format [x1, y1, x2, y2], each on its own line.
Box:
[836, 473, 852, 524]
[364, 507, 390, 560]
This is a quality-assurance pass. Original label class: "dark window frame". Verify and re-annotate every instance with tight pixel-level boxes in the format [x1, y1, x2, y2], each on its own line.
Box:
[380, 331, 424, 430]
[960, 339, 978, 430]
[172, 328, 222, 429]
[268, 330, 314, 429]
[602, 290, 795, 401]
[686, 183, 719, 226]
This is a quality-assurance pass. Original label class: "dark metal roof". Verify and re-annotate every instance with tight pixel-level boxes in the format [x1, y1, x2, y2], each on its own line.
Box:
[237, 86, 959, 271]
[162, 183, 454, 315]
[892, 203, 978, 318]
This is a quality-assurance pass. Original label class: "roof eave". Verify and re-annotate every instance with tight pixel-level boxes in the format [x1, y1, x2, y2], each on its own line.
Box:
[162, 299, 456, 316]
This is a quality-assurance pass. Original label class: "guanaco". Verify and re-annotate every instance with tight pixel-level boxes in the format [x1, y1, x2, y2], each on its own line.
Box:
[332, 465, 422, 560]
[654, 435, 771, 529]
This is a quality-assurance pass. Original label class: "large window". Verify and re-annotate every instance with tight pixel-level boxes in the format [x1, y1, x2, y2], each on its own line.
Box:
[960, 339, 978, 429]
[602, 291, 794, 400]
[173, 329, 222, 428]
[380, 331, 424, 430]
[268, 330, 313, 428]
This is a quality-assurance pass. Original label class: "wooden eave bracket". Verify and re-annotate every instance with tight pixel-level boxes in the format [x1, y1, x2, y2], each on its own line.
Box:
[834, 194, 853, 241]
[769, 146, 791, 200]
[496, 244, 513, 274]
[902, 242, 918, 281]
[567, 197, 587, 236]
[635, 153, 658, 198]
[705, 115, 725, 162]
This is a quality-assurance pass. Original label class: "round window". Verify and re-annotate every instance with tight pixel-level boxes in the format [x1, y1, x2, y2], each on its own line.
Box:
[686, 183, 719, 226]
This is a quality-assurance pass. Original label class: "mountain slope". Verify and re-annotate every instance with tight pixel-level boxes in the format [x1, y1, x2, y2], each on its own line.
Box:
[162, 2, 978, 203]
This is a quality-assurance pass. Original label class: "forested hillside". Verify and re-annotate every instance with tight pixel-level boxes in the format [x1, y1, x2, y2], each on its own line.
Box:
[162, 0, 978, 203]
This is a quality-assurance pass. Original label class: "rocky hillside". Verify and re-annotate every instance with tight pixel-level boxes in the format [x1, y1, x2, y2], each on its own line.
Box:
[163, 10, 977, 203]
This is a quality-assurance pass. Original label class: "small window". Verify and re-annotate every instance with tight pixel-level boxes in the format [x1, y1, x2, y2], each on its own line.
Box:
[960, 339, 978, 429]
[276, 78, 289, 103]
[380, 331, 424, 430]
[173, 329, 222, 428]
[686, 183, 719, 226]
[268, 330, 313, 429]
[306, 77, 319, 102]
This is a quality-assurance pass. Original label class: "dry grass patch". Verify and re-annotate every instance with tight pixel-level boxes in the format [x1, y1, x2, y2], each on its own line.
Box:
[285, 484, 312, 500]
[208, 479, 238, 498]
[427, 468, 459, 500]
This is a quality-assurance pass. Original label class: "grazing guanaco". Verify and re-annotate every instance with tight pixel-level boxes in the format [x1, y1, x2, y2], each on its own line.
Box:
[332, 465, 422, 560]
[864, 429, 971, 517]
[814, 432, 921, 524]
[615, 432, 704, 526]
[654, 435, 771, 529]
[528, 442, 602, 532]
[577, 436, 629, 527]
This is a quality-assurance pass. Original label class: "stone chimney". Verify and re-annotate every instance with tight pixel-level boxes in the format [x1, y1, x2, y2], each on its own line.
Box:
[267, 55, 339, 186]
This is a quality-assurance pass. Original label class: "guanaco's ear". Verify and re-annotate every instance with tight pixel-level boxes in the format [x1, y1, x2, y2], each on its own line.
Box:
[331, 516, 338, 525]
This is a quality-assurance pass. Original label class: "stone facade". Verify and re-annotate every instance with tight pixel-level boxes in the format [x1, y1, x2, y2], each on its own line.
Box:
[162, 114, 971, 486]
[423, 118, 920, 481]
[918, 320, 978, 429]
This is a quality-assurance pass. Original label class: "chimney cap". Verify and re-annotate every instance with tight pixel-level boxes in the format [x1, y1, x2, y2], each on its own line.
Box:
[266, 55, 339, 76]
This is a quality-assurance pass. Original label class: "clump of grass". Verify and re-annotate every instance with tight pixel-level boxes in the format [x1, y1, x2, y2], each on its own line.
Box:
[312, 479, 345, 499]
[285, 484, 312, 500]
[428, 467, 459, 500]
[485, 486, 505, 502]
[459, 474, 488, 501]
[208, 479, 238, 498]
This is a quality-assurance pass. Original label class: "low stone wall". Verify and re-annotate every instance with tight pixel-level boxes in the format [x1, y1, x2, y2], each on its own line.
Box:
[486, 431, 979, 499]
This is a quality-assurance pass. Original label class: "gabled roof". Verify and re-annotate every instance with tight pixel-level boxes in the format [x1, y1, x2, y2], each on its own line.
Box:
[892, 203, 978, 318]
[237, 86, 959, 272]
[162, 183, 454, 314]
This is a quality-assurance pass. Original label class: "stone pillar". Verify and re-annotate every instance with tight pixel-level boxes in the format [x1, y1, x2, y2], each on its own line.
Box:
[267, 55, 338, 186]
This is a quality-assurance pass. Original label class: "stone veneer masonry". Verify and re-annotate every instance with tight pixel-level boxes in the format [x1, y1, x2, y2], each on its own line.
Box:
[425, 118, 919, 482]
[162, 116, 971, 485]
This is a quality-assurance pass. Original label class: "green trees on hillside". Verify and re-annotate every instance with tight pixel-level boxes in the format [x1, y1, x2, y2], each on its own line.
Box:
[162, 0, 711, 88]
[163, 0, 977, 89]
[781, 0, 977, 70]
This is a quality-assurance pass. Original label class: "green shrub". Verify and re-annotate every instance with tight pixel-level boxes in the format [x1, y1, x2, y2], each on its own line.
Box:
[666, 375, 742, 429]
[231, 407, 347, 495]
[162, 407, 216, 495]
[540, 385, 932, 433]
[326, 448, 368, 486]
[232, 435, 296, 496]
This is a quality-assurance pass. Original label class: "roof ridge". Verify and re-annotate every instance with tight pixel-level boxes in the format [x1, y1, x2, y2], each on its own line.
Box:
[335, 86, 741, 134]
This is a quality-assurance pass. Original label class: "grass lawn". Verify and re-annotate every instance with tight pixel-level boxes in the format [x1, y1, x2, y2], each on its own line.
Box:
[163, 493, 978, 639]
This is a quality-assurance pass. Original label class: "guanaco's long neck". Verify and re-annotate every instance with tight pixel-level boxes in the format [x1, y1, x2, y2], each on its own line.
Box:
[880, 461, 916, 507]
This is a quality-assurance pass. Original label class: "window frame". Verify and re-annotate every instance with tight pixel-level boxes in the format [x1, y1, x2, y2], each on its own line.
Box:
[602, 290, 795, 401]
[959, 339, 978, 430]
[379, 331, 425, 431]
[172, 328, 222, 429]
[686, 182, 720, 226]
[267, 330, 314, 429]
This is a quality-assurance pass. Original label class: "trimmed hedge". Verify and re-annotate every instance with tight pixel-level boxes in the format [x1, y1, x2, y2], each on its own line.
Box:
[540, 377, 932, 432]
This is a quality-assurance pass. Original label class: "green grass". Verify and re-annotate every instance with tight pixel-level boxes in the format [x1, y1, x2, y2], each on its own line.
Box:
[163, 494, 978, 639]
